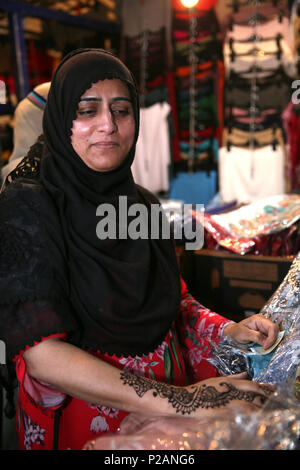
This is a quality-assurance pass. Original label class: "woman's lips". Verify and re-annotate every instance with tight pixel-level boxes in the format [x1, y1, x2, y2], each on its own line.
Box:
[92, 141, 119, 148]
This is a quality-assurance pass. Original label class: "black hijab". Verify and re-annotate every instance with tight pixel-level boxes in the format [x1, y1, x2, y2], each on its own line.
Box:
[40, 48, 181, 356]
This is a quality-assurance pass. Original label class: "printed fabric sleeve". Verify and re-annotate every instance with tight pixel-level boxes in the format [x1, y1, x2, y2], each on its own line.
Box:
[176, 277, 234, 383]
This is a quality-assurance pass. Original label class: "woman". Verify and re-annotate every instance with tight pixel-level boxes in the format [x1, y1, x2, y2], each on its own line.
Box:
[1, 82, 50, 190]
[0, 49, 278, 450]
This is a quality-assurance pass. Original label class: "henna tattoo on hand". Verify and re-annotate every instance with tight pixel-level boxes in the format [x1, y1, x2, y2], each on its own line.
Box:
[120, 370, 269, 415]
[257, 383, 275, 396]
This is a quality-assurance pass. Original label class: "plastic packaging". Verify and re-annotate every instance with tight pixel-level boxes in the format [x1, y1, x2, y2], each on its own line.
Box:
[208, 253, 300, 384]
[199, 194, 300, 255]
[161, 199, 200, 246]
[212, 194, 300, 239]
[83, 252, 300, 451]
[83, 382, 300, 450]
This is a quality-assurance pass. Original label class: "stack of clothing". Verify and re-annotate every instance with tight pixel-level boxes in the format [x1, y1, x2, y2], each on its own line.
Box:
[219, 0, 296, 204]
[169, 0, 225, 206]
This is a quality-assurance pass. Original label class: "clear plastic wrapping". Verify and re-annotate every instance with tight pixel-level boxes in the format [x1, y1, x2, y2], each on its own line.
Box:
[83, 383, 300, 450]
[83, 252, 300, 451]
[208, 253, 300, 385]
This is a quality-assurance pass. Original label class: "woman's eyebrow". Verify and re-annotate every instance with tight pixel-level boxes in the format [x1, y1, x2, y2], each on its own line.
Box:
[79, 97, 132, 103]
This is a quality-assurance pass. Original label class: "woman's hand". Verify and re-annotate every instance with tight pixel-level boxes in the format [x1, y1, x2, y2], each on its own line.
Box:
[183, 372, 275, 418]
[223, 314, 279, 349]
[120, 368, 275, 420]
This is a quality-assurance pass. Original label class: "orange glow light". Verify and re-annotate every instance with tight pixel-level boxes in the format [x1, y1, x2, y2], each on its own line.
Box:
[180, 0, 199, 7]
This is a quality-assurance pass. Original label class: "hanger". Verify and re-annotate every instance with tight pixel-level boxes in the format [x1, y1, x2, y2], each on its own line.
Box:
[226, 102, 281, 114]
[227, 0, 281, 11]
[229, 45, 282, 62]
[226, 138, 278, 151]
[228, 33, 282, 45]
[229, 63, 286, 79]
[229, 11, 283, 30]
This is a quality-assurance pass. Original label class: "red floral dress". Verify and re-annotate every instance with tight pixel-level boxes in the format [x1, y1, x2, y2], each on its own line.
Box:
[13, 278, 232, 450]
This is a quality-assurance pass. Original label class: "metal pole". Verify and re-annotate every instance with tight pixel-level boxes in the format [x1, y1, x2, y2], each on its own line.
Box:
[8, 12, 29, 101]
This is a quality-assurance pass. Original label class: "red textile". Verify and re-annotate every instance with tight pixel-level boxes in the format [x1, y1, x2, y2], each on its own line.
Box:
[287, 110, 300, 189]
[14, 278, 230, 450]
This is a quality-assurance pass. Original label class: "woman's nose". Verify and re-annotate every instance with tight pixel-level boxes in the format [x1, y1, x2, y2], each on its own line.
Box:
[96, 109, 116, 133]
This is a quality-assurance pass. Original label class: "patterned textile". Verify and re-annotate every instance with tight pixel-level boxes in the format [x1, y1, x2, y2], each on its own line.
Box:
[14, 278, 231, 450]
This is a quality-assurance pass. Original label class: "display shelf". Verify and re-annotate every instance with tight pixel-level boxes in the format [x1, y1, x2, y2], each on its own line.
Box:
[0, 0, 121, 101]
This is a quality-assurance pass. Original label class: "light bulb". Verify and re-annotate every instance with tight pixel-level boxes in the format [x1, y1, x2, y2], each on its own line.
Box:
[180, 0, 199, 7]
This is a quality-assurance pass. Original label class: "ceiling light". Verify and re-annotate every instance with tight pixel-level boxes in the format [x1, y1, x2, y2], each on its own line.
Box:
[180, 0, 199, 7]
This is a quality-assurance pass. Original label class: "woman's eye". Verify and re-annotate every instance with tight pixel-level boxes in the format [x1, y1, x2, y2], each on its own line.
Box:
[77, 108, 97, 117]
[111, 107, 130, 116]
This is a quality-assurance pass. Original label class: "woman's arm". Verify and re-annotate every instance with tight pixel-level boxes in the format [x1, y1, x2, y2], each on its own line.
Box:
[23, 338, 274, 418]
[179, 277, 279, 349]
[23, 338, 167, 416]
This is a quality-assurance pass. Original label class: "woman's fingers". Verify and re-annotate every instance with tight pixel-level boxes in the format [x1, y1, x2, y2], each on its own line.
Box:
[228, 372, 249, 380]
[199, 376, 275, 413]
[242, 314, 280, 349]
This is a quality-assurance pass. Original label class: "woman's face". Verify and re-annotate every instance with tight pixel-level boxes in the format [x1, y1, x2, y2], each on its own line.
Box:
[71, 78, 135, 172]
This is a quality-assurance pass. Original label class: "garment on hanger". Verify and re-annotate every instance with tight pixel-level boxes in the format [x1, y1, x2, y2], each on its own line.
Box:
[225, 111, 281, 130]
[219, 144, 285, 204]
[226, 16, 293, 49]
[224, 35, 296, 77]
[225, 75, 292, 111]
[179, 138, 219, 161]
[215, 0, 289, 34]
[125, 28, 167, 49]
[131, 102, 171, 194]
[223, 126, 285, 147]
[226, 5, 287, 24]
[171, 0, 223, 188]
[173, 28, 216, 42]
[282, 101, 300, 189]
[121, 0, 172, 39]
[290, 0, 300, 54]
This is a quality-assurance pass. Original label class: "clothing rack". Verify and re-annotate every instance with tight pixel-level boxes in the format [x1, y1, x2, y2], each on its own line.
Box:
[224, 1, 292, 147]
[168, 2, 224, 207]
[172, 5, 222, 170]
[219, 0, 294, 204]
[188, 7, 197, 171]
[248, 0, 259, 164]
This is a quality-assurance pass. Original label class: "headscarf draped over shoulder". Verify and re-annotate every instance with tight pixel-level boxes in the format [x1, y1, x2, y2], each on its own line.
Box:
[0, 49, 181, 358]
